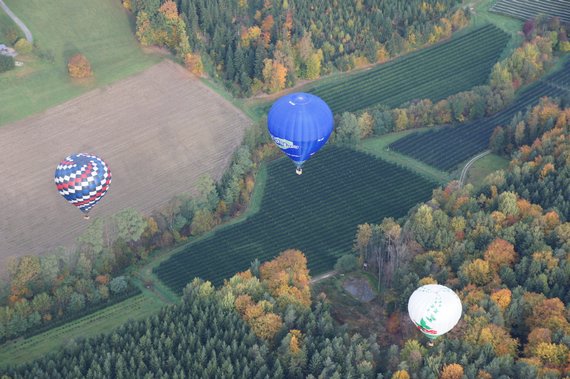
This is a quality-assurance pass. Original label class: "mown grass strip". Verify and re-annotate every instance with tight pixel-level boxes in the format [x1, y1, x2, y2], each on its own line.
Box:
[0, 291, 164, 366]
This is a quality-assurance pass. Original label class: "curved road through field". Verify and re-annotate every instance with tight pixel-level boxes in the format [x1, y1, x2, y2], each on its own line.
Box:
[460, 150, 490, 187]
[0, 0, 33, 42]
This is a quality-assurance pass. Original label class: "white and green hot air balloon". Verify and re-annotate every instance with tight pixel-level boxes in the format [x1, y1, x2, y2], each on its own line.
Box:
[408, 284, 462, 341]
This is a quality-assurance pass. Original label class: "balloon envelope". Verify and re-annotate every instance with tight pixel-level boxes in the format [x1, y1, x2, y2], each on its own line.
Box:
[408, 284, 462, 339]
[267, 92, 334, 169]
[54, 153, 112, 215]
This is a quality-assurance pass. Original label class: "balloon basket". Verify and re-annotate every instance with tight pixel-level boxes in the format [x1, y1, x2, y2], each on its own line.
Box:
[427, 341, 434, 347]
[296, 167, 303, 175]
[83, 214, 90, 220]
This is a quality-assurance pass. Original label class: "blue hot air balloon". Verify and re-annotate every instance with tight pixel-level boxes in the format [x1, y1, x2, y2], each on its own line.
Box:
[267, 92, 334, 175]
[54, 153, 112, 219]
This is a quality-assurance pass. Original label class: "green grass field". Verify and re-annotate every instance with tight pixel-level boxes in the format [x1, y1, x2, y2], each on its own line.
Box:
[0, 291, 164, 366]
[358, 131, 451, 185]
[0, 0, 160, 126]
[465, 153, 510, 187]
[0, 7, 23, 44]
[155, 147, 438, 292]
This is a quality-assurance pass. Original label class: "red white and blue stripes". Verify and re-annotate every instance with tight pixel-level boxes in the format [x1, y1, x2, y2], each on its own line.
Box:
[54, 153, 111, 215]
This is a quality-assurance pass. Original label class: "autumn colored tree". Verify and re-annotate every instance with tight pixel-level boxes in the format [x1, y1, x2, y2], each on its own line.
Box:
[491, 288, 512, 311]
[462, 259, 493, 286]
[67, 54, 93, 78]
[440, 363, 464, 379]
[259, 249, 311, 309]
[391, 370, 410, 379]
[184, 52, 204, 76]
[484, 239, 517, 271]
[262, 58, 287, 93]
[525, 327, 552, 356]
[527, 298, 570, 334]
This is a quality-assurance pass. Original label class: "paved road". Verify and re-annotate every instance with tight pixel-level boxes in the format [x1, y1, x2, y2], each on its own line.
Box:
[460, 150, 491, 187]
[0, 0, 33, 42]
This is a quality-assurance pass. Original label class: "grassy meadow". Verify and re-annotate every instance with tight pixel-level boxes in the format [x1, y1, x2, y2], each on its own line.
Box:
[465, 153, 510, 187]
[0, 0, 160, 125]
[0, 292, 164, 366]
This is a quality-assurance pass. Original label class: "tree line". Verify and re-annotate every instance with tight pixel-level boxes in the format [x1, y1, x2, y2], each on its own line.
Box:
[333, 16, 568, 145]
[125, 0, 468, 96]
[1, 251, 380, 378]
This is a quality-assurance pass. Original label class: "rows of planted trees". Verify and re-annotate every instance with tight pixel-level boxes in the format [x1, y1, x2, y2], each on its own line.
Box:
[155, 147, 436, 292]
[388, 19, 569, 170]
[126, 0, 469, 95]
[3, 100, 569, 379]
[389, 71, 569, 171]
[306, 24, 509, 113]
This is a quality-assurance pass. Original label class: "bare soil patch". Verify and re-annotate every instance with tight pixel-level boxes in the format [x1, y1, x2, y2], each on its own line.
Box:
[0, 60, 250, 270]
[343, 277, 377, 302]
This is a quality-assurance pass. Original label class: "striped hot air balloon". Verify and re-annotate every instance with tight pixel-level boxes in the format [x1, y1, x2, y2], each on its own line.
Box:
[54, 153, 111, 219]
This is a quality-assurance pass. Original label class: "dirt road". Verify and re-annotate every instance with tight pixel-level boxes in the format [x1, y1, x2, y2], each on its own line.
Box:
[0, 60, 250, 269]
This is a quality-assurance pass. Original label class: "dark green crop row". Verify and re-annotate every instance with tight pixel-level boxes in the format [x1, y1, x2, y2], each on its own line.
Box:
[389, 60, 570, 171]
[155, 147, 437, 293]
[305, 24, 510, 113]
[490, 0, 570, 24]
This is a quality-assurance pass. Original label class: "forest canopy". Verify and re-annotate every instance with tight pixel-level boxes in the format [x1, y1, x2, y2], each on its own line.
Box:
[128, 0, 467, 95]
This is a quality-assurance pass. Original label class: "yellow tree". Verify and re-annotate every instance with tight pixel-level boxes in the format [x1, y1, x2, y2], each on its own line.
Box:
[262, 59, 287, 93]
[478, 324, 519, 357]
[260, 249, 311, 309]
[391, 370, 410, 379]
[490, 288, 512, 311]
[484, 239, 517, 271]
[462, 259, 493, 286]
[441, 363, 464, 379]
[305, 50, 323, 80]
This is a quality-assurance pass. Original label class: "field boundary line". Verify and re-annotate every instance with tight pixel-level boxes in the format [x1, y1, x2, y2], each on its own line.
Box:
[460, 150, 491, 187]
[0, 0, 33, 42]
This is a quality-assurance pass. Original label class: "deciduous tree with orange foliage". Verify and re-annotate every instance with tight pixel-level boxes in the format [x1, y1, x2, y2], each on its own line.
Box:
[259, 249, 311, 309]
[484, 238, 517, 271]
[67, 54, 93, 79]
[440, 363, 464, 379]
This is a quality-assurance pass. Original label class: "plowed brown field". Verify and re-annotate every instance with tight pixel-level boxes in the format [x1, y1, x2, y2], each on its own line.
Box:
[0, 60, 250, 269]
